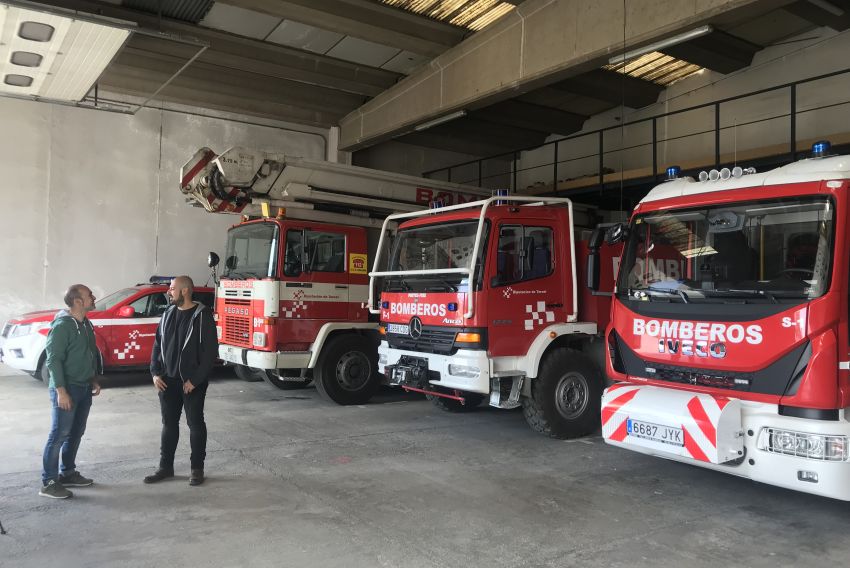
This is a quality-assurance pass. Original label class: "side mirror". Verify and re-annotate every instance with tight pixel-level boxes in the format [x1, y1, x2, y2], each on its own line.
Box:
[586, 253, 600, 291]
[225, 255, 238, 270]
[208, 252, 220, 268]
[605, 223, 628, 245]
[117, 306, 135, 318]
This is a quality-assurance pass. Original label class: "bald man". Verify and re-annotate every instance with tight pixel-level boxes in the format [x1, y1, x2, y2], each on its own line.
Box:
[145, 276, 218, 486]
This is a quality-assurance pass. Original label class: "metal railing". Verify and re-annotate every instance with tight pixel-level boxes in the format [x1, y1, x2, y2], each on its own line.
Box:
[423, 67, 850, 194]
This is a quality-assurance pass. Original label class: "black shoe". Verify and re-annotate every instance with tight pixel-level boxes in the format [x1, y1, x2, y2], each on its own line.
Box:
[189, 469, 204, 486]
[143, 468, 174, 484]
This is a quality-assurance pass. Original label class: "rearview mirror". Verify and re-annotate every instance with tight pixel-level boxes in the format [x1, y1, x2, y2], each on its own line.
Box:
[605, 223, 628, 245]
[117, 306, 135, 318]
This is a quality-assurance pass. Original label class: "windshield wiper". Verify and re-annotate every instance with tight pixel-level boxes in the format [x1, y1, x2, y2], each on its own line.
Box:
[385, 276, 411, 292]
[647, 285, 690, 304]
[705, 289, 778, 303]
[427, 279, 458, 292]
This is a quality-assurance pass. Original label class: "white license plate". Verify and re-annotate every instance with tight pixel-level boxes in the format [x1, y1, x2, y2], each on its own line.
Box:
[627, 419, 684, 447]
[387, 323, 410, 335]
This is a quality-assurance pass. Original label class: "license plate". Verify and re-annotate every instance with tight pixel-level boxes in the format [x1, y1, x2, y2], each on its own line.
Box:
[627, 419, 684, 447]
[387, 323, 410, 335]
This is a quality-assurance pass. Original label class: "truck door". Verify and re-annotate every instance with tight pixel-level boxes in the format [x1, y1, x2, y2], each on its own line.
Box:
[106, 292, 167, 367]
[486, 223, 567, 357]
[281, 228, 349, 347]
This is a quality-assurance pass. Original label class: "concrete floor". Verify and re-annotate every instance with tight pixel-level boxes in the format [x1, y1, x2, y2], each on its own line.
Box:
[1, 366, 850, 568]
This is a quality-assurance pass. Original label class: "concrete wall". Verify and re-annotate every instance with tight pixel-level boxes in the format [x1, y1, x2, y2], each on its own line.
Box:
[0, 98, 325, 325]
[516, 27, 850, 190]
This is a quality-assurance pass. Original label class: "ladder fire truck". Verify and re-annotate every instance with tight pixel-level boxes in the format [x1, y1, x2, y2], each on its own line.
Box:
[180, 146, 488, 404]
[597, 141, 850, 499]
[368, 195, 618, 437]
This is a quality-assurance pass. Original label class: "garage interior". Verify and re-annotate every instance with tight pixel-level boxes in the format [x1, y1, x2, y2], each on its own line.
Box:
[2, 0, 850, 566]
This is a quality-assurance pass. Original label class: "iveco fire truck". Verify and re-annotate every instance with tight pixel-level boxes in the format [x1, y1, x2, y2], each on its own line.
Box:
[180, 147, 487, 404]
[597, 141, 850, 499]
[369, 195, 618, 438]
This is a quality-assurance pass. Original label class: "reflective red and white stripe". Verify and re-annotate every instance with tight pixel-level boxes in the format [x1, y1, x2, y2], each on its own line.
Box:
[601, 383, 741, 464]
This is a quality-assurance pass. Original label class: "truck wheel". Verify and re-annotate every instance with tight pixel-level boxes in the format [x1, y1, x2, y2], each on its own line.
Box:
[264, 369, 312, 390]
[233, 364, 265, 382]
[522, 348, 603, 439]
[426, 388, 484, 412]
[314, 335, 379, 405]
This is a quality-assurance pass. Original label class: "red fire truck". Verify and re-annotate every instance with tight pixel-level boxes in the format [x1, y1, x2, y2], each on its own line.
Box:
[369, 195, 618, 438]
[597, 141, 850, 499]
[180, 147, 488, 404]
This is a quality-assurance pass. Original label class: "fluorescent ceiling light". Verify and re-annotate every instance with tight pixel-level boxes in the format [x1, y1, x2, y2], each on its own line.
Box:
[0, 2, 133, 103]
[608, 25, 713, 65]
[414, 109, 467, 131]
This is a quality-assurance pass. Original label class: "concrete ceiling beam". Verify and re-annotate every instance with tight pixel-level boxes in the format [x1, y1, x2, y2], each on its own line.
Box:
[551, 70, 664, 110]
[221, 0, 466, 57]
[473, 100, 586, 137]
[661, 30, 762, 74]
[782, 0, 850, 31]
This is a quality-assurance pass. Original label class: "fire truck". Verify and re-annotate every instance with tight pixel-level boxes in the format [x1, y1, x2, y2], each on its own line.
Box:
[179, 146, 488, 404]
[369, 195, 618, 437]
[597, 141, 850, 500]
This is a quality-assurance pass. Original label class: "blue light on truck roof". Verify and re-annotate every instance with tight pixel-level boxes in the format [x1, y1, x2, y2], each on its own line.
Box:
[666, 166, 681, 181]
[812, 140, 831, 158]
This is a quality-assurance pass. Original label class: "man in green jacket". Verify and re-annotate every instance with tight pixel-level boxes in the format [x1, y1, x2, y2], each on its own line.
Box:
[39, 284, 102, 499]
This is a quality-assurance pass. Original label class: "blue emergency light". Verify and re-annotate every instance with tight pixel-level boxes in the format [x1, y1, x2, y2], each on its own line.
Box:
[149, 275, 176, 284]
[381, 301, 390, 309]
[666, 165, 681, 180]
[812, 140, 831, 158]
[447, 303, 458, 312]
[494, 188, 509, 205]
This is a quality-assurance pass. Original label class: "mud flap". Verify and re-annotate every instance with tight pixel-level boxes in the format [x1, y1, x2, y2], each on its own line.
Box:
[601, 384, 744, 464]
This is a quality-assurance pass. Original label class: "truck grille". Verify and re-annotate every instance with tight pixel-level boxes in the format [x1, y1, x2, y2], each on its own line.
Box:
[224, 289, 252, 298]
[224, 298, 250, 306]
[224, 316, 251, 347]
[387, 327, 458, 355]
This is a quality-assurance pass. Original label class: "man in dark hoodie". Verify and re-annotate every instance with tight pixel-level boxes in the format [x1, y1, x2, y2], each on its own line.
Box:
[144, 275, 218, 486]
[40, 284, 102, 499]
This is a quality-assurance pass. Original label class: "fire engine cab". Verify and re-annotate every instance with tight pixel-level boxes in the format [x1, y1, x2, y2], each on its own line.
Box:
[370, 195, 618, 438]
[598, 141, 850, 500]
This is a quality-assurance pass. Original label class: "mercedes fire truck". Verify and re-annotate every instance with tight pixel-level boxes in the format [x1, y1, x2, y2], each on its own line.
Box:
[180, 146, 487, 404]
[369, 195, 618, 438]
[598, 141, 850, 499]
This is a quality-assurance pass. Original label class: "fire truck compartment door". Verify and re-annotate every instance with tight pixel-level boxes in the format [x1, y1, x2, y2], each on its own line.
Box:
[601, 384, 743, 464]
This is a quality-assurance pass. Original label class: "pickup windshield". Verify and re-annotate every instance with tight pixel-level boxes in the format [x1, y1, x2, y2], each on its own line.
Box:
[617, 197, 834, 303]
[386, 220, 484, 292]
[223, 222, 279, 279]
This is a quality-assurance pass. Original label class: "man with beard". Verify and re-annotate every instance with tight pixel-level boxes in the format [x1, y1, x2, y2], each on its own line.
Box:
[40, 284, 102, 499]
[144, 275, 218, 486]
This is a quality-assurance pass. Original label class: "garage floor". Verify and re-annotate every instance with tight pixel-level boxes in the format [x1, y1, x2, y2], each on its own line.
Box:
[1, 366, 848, 568]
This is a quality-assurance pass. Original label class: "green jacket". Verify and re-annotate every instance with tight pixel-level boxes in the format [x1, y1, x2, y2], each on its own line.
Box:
[45, 310, 100, 389]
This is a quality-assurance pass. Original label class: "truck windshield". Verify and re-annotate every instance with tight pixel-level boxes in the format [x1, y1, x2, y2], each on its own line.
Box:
[617, 197, 834, 302]
[387, 220, 484, 292]
[223, 222, 279, 279]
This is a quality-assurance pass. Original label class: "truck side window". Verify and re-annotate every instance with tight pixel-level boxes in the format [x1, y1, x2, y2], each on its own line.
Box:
[305, 230, 346, 272]
[284, 230, 304, 277]
[495, 225, 553, 285]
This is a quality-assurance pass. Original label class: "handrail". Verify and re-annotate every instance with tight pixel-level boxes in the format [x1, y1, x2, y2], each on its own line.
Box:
[368, 195, 573, 319]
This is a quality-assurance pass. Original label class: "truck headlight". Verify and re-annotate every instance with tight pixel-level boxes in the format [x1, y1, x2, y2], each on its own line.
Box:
[11, 324, 32, 337]
[448, 363, 480, 379]
[758, 428, 848, 461]
[216, 326, 222, 340]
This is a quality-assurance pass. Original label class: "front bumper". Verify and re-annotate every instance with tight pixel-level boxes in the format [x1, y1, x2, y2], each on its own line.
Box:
[218, 344, 311, 370]
[602, 383, 850, 501]
[378, 341, 490, 394]
[0, 333, 44, 372]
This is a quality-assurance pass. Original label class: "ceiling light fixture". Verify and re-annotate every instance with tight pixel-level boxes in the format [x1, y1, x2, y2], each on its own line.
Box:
[608, 25, 713, 65]
[414, 109, 467, 131]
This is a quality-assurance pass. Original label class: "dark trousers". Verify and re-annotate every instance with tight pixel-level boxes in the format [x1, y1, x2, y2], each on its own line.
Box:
[158, 376, 208, 470]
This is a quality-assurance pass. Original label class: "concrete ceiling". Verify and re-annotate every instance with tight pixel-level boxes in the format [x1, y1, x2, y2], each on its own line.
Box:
[22, 0, 850, 155]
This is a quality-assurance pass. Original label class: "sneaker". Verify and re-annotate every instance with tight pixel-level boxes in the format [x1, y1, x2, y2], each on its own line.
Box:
[189, 469, 204, 486]
[143, 468, 174, 484]
[39, 480, 73, 499]
[59, 471, 93, 487]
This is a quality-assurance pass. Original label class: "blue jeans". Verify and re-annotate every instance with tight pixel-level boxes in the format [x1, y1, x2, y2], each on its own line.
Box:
[42, 385, 93, 485]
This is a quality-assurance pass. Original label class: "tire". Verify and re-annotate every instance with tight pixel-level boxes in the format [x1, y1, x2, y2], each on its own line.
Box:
[264, 369, 312, 390]
[426, 388, 485, 412]
[522, 348, 603, 439]
[233, 364, 266, 382]
[314, 334, 379, 405]
[32, 355, 50, 385]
